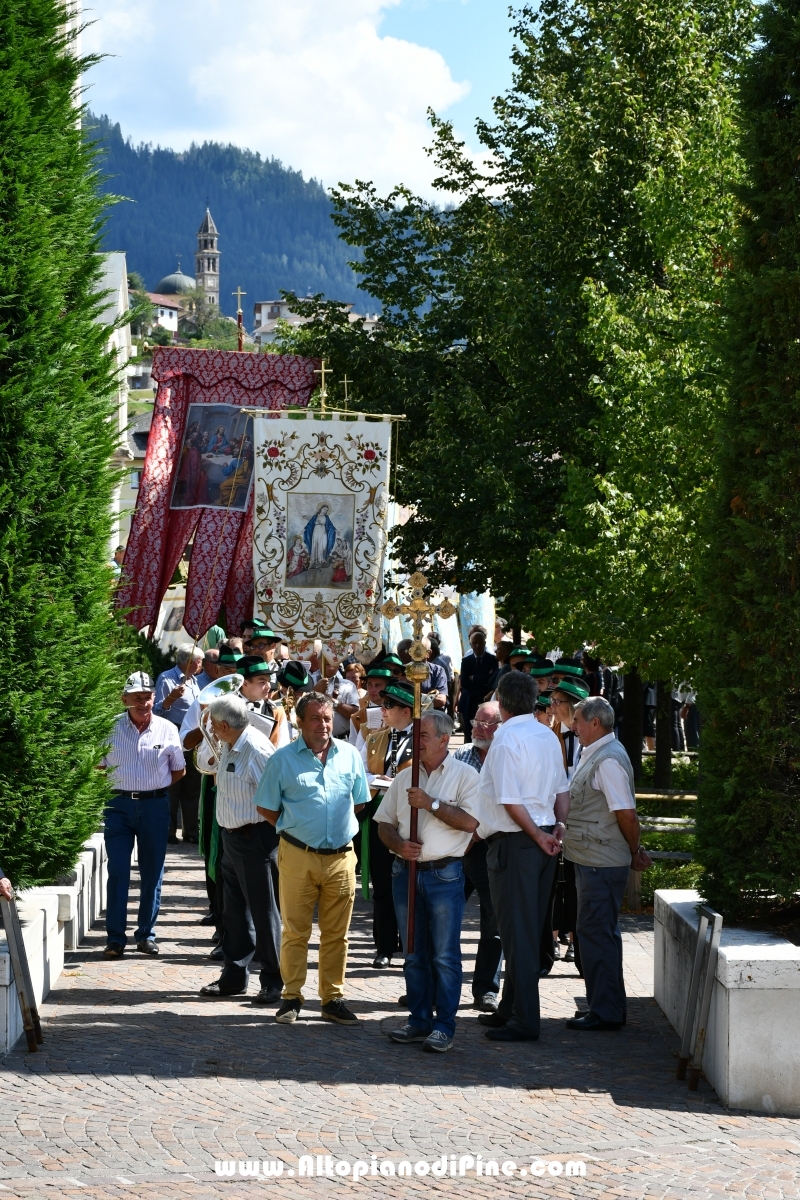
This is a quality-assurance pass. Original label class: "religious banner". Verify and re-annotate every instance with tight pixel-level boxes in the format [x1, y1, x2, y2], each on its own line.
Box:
[170, 404, 255, 512]
[115, 347, 318, 637]
[252, 411, 394, 657]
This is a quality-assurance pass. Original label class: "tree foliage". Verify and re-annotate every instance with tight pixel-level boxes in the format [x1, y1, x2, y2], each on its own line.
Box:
[276, 0, 752, 652]
[0, 0, 123, 885]
[696, 0, 800, 919]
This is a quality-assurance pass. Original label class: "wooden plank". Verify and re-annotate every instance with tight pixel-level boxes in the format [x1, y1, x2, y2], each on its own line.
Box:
[636, 791, 697, 801]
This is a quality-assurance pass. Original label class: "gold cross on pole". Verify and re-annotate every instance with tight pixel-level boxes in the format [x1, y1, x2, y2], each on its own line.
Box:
[314, 359, 331, 413]
[340, 375, 352, 412]
[380, 572, 457, 685]
[232, 286, 246, 314]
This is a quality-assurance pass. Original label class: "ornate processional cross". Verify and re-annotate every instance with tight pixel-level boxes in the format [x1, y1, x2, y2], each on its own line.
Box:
[232, 286, 246, 313]
[380, 572, 456, 687]
[314, 359, 331, 413]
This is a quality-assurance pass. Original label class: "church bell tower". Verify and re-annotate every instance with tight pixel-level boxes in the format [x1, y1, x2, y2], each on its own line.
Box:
[195, 207, 220, 308]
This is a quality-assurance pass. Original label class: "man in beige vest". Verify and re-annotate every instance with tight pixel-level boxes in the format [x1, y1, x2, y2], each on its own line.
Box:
[563, 697, 651, 1031]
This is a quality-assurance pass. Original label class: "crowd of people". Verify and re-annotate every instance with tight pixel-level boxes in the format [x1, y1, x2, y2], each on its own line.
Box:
[97, 620, 653, 1052]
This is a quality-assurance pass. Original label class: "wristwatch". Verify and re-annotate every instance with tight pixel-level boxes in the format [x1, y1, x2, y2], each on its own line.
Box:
[430, 797, 441, 812]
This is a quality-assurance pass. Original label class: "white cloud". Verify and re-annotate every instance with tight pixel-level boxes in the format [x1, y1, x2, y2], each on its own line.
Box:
[81, 0, 472, 195]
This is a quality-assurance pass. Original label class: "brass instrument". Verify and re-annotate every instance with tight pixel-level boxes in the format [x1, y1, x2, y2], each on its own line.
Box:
[194, 673, 244, 771]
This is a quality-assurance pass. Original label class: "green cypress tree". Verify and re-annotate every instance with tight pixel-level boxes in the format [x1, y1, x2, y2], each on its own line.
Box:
[0, 0, 122, 885]
[696, 0, 800, 920]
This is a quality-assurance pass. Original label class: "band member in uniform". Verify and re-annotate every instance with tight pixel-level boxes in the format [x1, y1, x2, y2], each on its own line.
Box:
[350, 665, 393, 746]
[360, 679, 415, 968]
[239, 656, 290, 748]
[246, 627, 284, 692]
[275, 660, 314, 742]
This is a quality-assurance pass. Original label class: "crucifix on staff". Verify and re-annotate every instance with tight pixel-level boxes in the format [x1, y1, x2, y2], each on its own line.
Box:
[380, 573, 456, 952]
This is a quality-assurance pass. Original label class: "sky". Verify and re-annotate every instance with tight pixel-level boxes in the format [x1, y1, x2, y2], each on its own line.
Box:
[81, 0, 516, 196]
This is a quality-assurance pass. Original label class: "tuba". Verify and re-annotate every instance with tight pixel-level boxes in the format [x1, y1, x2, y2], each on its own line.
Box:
[194, 673, 244, 772]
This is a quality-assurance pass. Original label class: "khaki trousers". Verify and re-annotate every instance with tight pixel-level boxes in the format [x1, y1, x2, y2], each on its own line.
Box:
[277, 838, 356, 1002]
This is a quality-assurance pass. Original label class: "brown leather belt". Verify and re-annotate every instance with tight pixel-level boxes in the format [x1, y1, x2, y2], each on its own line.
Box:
[280, 831, 353, 856]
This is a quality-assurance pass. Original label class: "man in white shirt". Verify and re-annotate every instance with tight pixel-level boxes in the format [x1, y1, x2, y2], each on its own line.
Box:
[100, 673, 186, 959]
[198, 695, 281, 1006]
[326, 668, 361, 739]
[375, 712, 482, 1054]
[478, 672, 570, 1042]
[563, 697, 651, 1032]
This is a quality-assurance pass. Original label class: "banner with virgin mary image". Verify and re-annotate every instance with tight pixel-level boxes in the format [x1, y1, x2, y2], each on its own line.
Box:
[251, 411, 394, 656]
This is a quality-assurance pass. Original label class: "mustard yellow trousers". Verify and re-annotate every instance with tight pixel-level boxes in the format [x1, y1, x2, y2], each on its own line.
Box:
[277, 838, 356, 1003]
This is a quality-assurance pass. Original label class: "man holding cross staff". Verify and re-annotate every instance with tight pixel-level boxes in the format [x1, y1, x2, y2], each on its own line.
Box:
[375, 575, 483, 1052]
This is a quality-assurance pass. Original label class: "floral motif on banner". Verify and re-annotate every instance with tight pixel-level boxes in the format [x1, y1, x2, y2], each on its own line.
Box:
[252, 416, 393, 656]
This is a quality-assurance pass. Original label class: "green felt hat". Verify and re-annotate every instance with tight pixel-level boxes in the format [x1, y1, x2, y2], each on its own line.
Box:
[382, 653, 404, 668]
[248, 626, 282, 644]
[528, 665, 555, 678]
[277, 660, 311, 689]
[218, 650, 244, 665]
[508, 646, 529, 659]
[553, 660, 584, 677]
[553, 678, 590, 701]
[367, 666, 393, 679]
[240, 655, 271, 679]
[381, 681, 414, 708]
[535, 694, 552, 709]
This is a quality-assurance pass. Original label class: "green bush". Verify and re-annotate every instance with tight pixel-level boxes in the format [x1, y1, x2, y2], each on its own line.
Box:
[640, 862, 705, 910]
[0, 1, 123, 886]
[696, 0, 800, 920]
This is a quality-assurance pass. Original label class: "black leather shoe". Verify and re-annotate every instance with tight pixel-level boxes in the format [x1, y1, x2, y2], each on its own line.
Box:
[573, 1008, 626, 1025]
[199, 914, 216, 926]
[566, 1013, 621, 1031]
[199, 979, 247, 998]
[252, 985, 283, 1005]
[484, 1026, 538, 1042]
[136, 940, 159, 956]
[103, 943, 124, 959]
[398, 994, 408, 1006]
[208, 946, 224, 960]
[477, 1011, 507, 1028]
[372, 955, 391, 969]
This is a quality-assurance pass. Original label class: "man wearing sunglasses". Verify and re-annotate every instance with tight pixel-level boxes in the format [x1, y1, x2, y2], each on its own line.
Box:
[360, 680, 416, 968]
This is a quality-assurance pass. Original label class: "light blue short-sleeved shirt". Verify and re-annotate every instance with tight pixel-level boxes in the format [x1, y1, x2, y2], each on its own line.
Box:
[253, 734, 368, 849]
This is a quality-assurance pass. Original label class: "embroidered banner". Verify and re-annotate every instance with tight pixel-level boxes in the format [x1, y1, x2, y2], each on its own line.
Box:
[252, 411, 393, 657]
[115, 348, 317, 636]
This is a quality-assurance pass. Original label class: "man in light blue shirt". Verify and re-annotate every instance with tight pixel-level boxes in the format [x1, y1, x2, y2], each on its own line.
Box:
[254, 692, 368, 1027]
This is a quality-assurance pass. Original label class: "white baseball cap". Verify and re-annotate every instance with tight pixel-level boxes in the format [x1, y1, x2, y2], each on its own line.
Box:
[123, 671, 155, 695]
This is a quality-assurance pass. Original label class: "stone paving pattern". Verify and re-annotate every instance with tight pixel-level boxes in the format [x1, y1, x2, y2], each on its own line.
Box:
[1, 842, 799, 1199]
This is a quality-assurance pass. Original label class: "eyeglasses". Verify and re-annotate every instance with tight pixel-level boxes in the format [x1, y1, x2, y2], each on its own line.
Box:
[381, 700, 405, 710]
[472, 719, 500, 729]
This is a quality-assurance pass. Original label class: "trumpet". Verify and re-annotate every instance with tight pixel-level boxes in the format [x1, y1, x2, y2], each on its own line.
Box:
[194, 674, 245, 770]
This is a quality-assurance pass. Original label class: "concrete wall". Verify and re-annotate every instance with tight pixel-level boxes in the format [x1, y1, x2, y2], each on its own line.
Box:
[0, 833, 110, 1054]
[655, 889, 800, 1114]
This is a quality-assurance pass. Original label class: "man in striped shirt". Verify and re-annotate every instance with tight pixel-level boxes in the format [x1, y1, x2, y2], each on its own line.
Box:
[198, 695, 282, 1005]
[100, 672, 186, 959]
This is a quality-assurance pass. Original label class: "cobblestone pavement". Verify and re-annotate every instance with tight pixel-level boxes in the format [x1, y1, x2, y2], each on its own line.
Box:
[1, 842, 799, 1200]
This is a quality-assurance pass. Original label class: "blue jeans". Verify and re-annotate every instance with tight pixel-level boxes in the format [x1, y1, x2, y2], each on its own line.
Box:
[104, 793, 170, 947]
[392, 858, 465, 1038]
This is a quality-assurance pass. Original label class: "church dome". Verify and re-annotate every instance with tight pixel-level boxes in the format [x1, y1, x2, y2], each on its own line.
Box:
[154, 268, 195, 295]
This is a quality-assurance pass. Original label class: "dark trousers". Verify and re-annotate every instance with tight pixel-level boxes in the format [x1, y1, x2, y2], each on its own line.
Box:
[487, 830, 557, 1037]
[219, 823, 282, 991]
[370, 821, 400, 958]
[169, 754, 201, 839]
[463, 840, 502, 998]
[540, 856, 582, 975]
[573, 863, 629, 1023]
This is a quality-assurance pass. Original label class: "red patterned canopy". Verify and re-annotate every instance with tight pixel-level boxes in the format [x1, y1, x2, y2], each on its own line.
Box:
[115, 347, 317, 637]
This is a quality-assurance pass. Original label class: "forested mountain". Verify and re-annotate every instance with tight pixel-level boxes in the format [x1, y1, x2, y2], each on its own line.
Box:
[87, 114, 368, 317]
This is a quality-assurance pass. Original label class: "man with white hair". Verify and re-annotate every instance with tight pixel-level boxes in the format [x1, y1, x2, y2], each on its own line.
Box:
[563, 696, 651, 1032]
[155, 643, 205, 844]
[376, 711, 482, 1053]
[198, 694, 281, 1005]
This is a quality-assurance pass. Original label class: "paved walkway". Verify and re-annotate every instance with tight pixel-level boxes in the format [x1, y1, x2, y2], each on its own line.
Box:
[1, 843, 799, 1199]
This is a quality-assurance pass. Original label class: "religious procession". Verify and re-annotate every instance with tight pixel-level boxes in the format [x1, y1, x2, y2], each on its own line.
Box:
[90, 355, 653, 1053]
[5, 0, 800, 1191]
